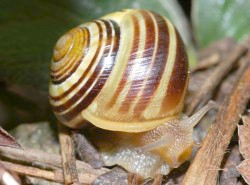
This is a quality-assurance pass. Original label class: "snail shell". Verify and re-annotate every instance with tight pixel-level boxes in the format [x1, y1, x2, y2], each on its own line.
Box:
[49, 9, 217, 177]
[49, 9, 188, 132]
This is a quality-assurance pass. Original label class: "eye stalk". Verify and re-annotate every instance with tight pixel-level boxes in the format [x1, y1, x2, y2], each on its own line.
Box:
[137, 100, 217, 168]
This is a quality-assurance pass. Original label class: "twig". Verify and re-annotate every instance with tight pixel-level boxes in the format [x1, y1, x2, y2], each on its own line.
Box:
[186, 43, 248, 115]
[73, 131, 104, 169]
[128, 173, 142, 185]
[0, 164, 21, 185]
[92, 167, 128, 185]
[192, 53, 220, 71]
[58, 123, 79, 184]
[1, 160, 64, 183]
[0, 146, 109, 175]
[219, 145, 241, 185]
[198, 38, 236, 59]
[0, 161, 99, 184]
[182, 51, 250, 184]
[193, 38, 236, 72]
[215, 51, 250, 105]
[152, 174, 163, 185]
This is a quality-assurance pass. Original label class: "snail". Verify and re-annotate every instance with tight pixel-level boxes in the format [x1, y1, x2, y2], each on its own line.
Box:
[49, 9, 216, 177]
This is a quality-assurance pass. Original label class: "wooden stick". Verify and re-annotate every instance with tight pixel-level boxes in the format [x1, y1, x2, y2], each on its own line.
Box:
[58, 123, 79, 184]
[0, 164, 21, 185]
[73, 131, 104, 169]
[182, 52, 250, 184]
[0, 161, 99, 184]
[92, 167, 128, 185]
[186, 43, 247, 115]
[192, 53, 220, 71]
[198, 38, 236, 59]
[0, 146, 109, 175]
[1, 160, 64, 183]
[152, 174, 163, 185]
[128, 173, 141, 185]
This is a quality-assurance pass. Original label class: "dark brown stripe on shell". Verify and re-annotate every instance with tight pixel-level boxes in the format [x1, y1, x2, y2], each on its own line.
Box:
[134, 13, 170, 116]
[50, 22, 103, 101]
[119, 10, 156, 113]
[51, 28, 90, 85]
[54, 20, 121, 122]
[52, 20, 107, 111]
[160, 29, 188, 113]
[107, 14, 140, 109]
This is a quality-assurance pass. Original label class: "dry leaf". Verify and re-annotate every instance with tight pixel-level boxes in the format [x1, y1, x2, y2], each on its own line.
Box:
[237, 159, 250, 184]
[238, 116, 250, 158]
[0, 127, 21, 149]
[237, 115, 250, 184]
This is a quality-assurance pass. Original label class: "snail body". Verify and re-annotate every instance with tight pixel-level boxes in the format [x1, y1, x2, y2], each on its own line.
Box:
[49, 9, 215, 177]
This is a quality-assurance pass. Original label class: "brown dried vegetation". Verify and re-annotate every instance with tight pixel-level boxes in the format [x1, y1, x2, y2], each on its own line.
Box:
[1, 36, 250, 185]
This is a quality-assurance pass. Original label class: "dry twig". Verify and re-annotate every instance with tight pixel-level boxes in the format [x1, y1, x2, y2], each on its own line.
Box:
[182, 51, 250, 184]
[1, 160, 64, 183]
[0, 146, 109, 175]
[152, 174, 163, 185]
[0, 161, 101, 184]
[192, 38, 236, 72]
[92, 167, 128, 185]
[73, 131, 104, 169]
[0, 164, 21, 185]
[186, 43, 248, 115]
[58, 123, 79, 184]
[192, 54, 220, 71]
[219, 145, 241, 185]
[128, 173, 142, 185]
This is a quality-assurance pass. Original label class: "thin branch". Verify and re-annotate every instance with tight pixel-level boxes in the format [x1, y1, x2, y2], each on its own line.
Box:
[92, 167, 128, 185]
[186, 43, 248, 115]
[0, 164, 21, 185]
[73, 130, 104, 169]
[182, 51, 250, 184]
[58, 123, 79, 184]
[0, 146, 108, 175]
[0, 161, 99, 184]
[1, 160, 64, 183]
[193, 38, 236, 72]
[128, 173, 142, 185]
[152, 174, 163, 185]
[192, 53, 220, 71]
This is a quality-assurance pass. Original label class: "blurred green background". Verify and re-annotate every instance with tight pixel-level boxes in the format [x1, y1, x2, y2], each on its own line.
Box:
[0, 0, 249, 128]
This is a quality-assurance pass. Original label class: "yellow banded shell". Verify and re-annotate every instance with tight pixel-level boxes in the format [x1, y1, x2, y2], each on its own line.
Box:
[49, 9, 188, 132]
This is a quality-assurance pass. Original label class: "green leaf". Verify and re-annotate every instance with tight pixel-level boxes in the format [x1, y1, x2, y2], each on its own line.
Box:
[70, 0, 192, 47]
[0, 0, 82, 91]
[0, 0, 191, 92]
[193, 0, 250, 48]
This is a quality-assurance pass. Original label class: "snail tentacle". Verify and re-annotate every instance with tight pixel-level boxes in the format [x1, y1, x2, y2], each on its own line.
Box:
[182, 100, 217, 129]
[136, 101, 216, 167]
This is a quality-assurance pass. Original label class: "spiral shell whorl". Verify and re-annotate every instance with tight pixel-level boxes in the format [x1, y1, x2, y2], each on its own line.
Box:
[49, 9, 188, 132]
